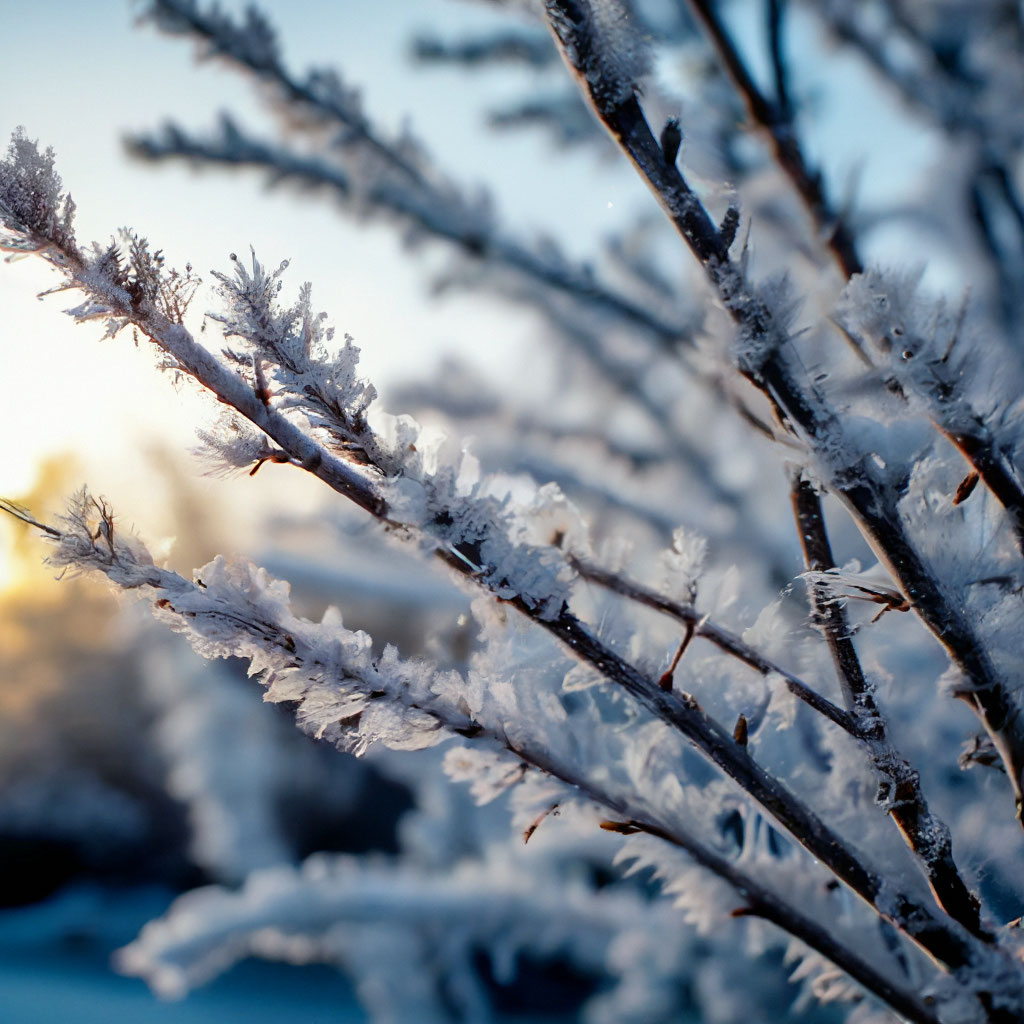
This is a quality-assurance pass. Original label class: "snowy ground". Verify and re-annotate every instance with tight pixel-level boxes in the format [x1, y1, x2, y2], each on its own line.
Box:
[0, 885, 365, 1024]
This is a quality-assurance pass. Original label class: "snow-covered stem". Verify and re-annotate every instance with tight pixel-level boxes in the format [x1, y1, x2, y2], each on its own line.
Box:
[0, 178, 384, 521]
[412, 28, 557, 69]
[0, 498, 951, 1024]
[790, 474, 987, 942]
[684, 0, 863, 278]
[835, 269, 1024, 555]
[117, 853, 674, 1016]
[544, 0, 1024, 827]
[569, 554, 860, 737]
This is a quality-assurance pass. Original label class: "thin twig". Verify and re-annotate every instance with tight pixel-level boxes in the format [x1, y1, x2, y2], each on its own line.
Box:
[685, 0, 863, 278]
[790, 473, 988, 940]
[570, 554, 861, 737]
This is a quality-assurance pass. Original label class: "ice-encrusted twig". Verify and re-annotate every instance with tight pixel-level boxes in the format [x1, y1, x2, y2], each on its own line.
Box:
[790, 473, 987, 940]
[131, 0, 803, 490]
[569, 553, 860, 736]
[836, 268, 1024, 556]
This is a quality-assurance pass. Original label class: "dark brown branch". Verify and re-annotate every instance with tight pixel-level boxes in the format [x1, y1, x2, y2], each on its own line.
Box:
[789, 478, 880, 719]
[570, 555, 861, 737]
[791, 474, 988, 940]
[0, 498, 63, 538]
[685, 0, 863, 278]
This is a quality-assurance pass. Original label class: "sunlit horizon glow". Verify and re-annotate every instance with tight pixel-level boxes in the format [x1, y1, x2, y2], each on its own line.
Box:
[0, 524, 14, 594]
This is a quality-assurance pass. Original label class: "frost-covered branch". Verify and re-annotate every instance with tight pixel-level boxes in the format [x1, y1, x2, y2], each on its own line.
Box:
[570, 553, 860, 736]
[11, 2, 1024, 1018]
[116, 854, 681, 1018]
[835, 268, 1024, 556]
[790, 474, 987, 941]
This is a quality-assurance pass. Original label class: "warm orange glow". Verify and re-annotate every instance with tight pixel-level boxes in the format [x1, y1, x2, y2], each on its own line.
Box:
[0, 456, 77, 596]
[0, 520, 14, 593]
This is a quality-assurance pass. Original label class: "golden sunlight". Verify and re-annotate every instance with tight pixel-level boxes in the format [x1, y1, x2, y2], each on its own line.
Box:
[0, 520, 15, 593]
[0, 457, 78, 595]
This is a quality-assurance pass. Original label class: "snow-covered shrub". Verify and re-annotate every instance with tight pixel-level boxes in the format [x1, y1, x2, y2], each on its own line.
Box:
[6, 0, 1024, 1020]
